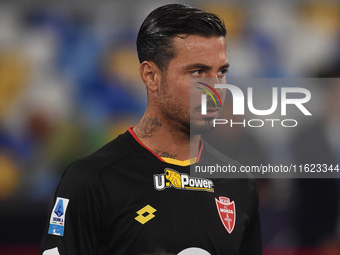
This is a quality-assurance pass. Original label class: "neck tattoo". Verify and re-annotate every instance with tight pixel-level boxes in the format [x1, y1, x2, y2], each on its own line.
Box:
[154, 149, 178, 159]
[135, 117, 162, 138]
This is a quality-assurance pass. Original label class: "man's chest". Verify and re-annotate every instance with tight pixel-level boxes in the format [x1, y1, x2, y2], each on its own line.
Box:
[98, 165, 252, 255]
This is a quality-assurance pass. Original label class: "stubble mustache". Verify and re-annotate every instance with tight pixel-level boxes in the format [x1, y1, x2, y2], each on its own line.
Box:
[193, 99, 222, 112]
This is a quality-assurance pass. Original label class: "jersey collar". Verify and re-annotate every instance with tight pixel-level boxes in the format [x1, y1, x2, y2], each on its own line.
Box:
[128, 127, 203, 166]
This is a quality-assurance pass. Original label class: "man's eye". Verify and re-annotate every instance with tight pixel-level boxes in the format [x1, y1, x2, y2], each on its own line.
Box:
[219, 69, 227, 75]
[192, 70, 203, 76]
[218, 69, 228, 78]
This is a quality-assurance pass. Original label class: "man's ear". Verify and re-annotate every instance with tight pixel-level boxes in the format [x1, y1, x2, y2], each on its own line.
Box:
[139, 61, 161, 92]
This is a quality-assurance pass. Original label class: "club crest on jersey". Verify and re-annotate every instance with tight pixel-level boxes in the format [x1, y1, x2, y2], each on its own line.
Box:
[215, 196, 236, 234]
[154, 168, 214, 192]
[48, 197, 69, 236]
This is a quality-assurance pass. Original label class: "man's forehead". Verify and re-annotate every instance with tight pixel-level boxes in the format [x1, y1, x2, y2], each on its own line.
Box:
[173, 34, 226, 49]
[171, 35, 227, 64]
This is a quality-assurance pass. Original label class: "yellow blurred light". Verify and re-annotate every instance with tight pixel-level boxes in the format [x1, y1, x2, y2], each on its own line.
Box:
[0, 152, 20, 200]
[0, 49, 27, 120]
[199, 3, 245, 40]
[299, 1, 340, 35]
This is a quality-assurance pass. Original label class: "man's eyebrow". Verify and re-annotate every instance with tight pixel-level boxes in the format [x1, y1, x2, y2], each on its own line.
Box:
[220, 63, 230, 70]
[185, 63, 230, 70]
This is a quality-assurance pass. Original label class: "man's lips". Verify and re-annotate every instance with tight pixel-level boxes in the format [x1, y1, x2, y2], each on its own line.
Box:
[204, 107, 221, 117]
[207, 107, 221, 112]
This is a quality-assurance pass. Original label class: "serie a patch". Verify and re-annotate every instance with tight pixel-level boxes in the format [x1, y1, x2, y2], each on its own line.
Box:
[48, 197, 69, 236]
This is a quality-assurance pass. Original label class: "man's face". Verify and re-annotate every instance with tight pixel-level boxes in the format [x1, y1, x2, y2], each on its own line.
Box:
[158, 35, 229, 134]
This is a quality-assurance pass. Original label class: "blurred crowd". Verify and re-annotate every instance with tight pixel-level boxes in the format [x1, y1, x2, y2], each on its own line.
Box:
[0, 0, 340, 254]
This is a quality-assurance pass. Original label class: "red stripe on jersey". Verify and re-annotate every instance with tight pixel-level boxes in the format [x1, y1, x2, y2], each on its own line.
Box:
[196, 138, 204, 163]
[128, 127, 204, 164]
[128, 127, 166, 162]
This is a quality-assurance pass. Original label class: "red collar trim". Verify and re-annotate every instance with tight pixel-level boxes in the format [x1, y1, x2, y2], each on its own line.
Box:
[128, 127, 203, 164]
[128, 127, 165, 162]
[196, 138, 204, 163]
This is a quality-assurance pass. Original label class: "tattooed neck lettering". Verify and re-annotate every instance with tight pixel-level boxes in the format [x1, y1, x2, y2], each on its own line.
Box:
[135, 117, 162, 138]
[154, 150, 178, 159]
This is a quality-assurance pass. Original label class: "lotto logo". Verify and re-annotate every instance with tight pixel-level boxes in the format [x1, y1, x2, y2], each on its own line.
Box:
[135, 205, 156, 224]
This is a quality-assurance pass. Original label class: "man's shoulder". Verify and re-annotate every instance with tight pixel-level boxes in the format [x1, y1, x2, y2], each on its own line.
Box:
[203, 141, 241, 167]
[64, 131, 135, 180]
[202, 141, 256, 181]
[53, 131, 138, 199]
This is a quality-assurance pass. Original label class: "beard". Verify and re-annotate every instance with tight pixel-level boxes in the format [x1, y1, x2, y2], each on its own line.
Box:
[158, 78, 216, 136]
[189, 104, 216, 135]
[190, 117, 215, 135]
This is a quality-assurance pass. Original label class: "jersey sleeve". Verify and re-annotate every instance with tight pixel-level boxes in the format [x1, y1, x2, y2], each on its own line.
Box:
[239, 178, 263, 255]
[40, 159, 102, 255]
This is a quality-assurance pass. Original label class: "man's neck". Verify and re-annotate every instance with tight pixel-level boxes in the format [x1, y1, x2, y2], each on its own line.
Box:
[133, 111, 201, 161]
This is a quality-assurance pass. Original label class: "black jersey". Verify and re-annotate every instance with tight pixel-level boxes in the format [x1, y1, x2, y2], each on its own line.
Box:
[40, 128, 262, 255]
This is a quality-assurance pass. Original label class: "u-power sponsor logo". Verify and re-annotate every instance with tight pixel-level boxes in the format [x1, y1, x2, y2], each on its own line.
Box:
[154, 168, 214, 192]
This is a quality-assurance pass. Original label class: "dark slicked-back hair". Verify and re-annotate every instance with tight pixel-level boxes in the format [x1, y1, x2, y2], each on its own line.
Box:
[137, 4, 226, 72]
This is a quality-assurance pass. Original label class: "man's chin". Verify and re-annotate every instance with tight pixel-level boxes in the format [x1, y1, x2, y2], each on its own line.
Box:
[190, 119, 215, 135]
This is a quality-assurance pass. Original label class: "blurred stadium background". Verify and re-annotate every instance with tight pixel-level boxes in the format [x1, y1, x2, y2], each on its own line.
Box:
[0, 0, 340, 254]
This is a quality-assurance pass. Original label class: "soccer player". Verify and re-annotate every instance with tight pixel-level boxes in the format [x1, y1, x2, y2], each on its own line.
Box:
[40, 4, 262, 255]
